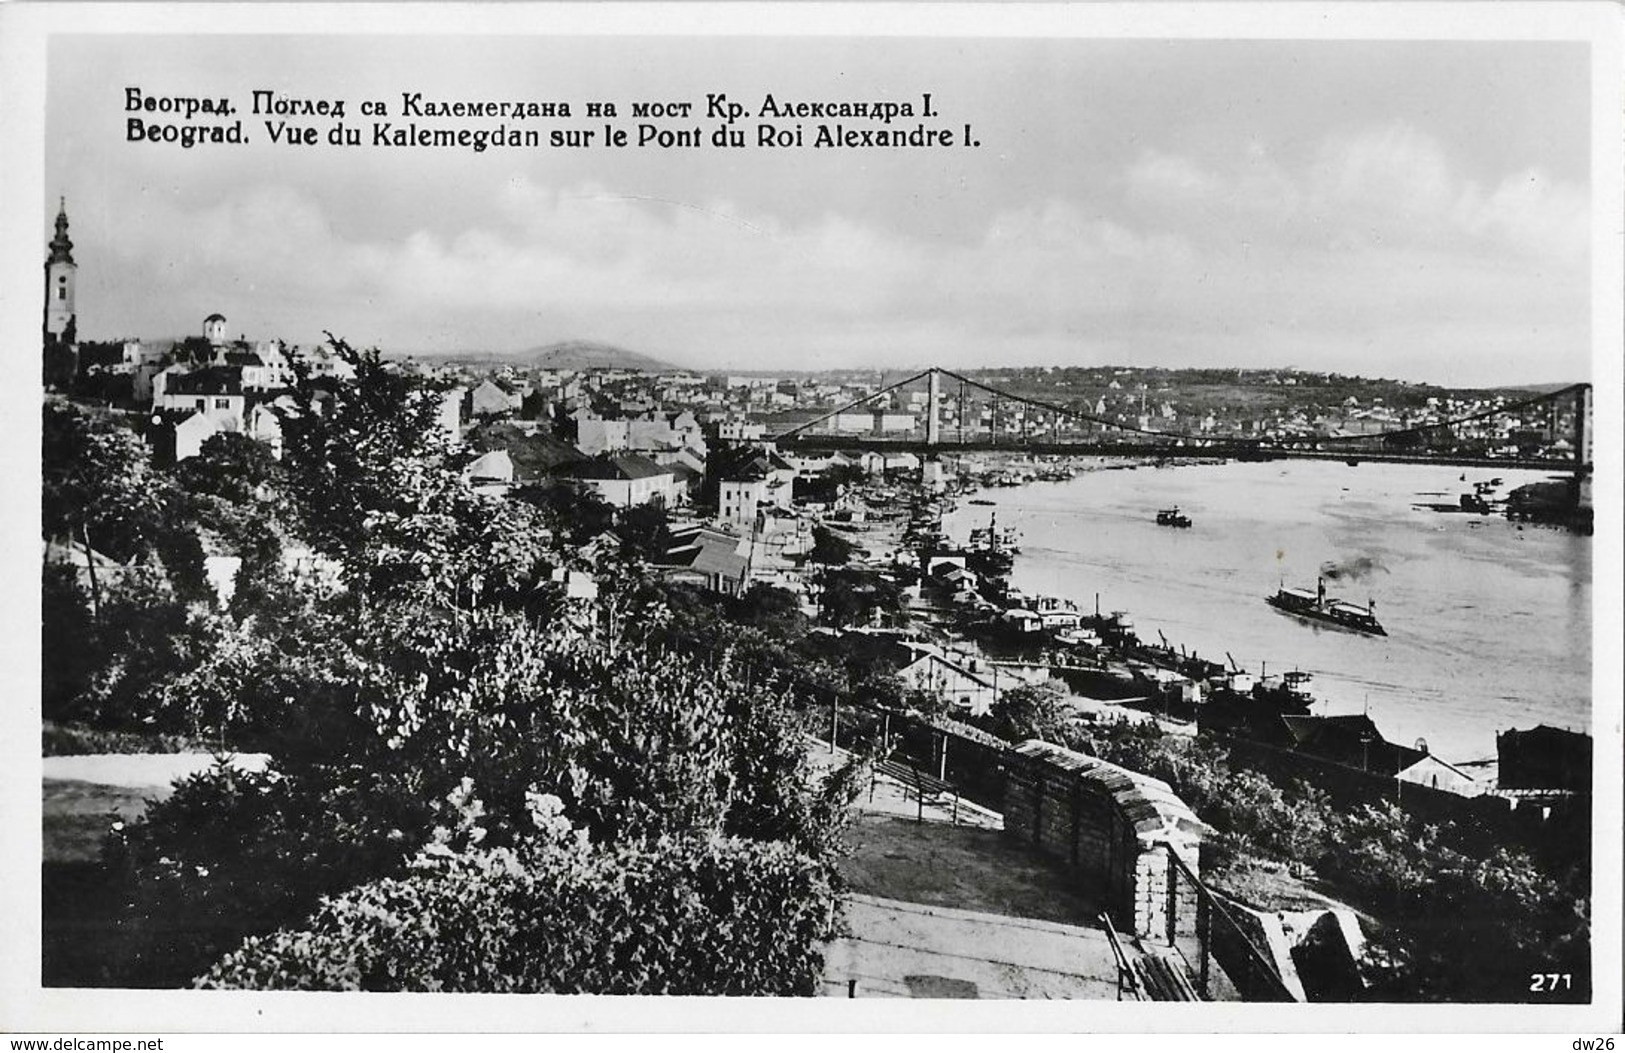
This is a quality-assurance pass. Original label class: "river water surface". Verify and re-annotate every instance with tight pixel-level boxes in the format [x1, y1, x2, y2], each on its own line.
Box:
[944, 460, 1592, 764]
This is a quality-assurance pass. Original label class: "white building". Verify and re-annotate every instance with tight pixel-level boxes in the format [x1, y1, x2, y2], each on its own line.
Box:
[719, 475, 769, 530]
[1396, 754, 1481, 797]
[439, 387, 467, 446]
[895, 644, 1002, 717]
[717, 419, 767, 442]
[174, 410, 226, 462]
[576, 417, 631, 455]
[565, 454, 678, 509]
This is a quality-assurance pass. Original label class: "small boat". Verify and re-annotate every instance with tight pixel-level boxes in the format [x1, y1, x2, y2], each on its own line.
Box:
[969, 512, 1021, 553]
[969, 498, 996, 506]
[1251, 669, 1317, 714]
[1266, 577, 1386, 636]
[1156, 507, 1193, 529]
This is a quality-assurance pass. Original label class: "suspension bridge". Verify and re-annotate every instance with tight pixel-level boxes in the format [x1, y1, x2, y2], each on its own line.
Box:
[771, 367, 1592, 492]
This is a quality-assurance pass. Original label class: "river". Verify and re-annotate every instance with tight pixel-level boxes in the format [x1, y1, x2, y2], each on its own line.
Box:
[942, 459, 1592, 764]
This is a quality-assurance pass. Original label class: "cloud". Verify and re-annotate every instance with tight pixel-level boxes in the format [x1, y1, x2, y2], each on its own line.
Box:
[1123, 123, 1588, 267]
[1125, 151, 1221, 201]
[1306, 123, 1588, 262]
[68, 117, 1589, 386]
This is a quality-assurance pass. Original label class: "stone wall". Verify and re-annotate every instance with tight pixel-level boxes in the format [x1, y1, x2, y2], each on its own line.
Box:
[1003, 739, 1206, 940]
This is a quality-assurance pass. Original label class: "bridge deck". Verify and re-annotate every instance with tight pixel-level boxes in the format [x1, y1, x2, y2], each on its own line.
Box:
[777, 435, 1583, 473]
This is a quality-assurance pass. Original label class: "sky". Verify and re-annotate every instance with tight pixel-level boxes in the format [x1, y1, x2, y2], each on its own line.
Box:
[45, 33, 1595, 386]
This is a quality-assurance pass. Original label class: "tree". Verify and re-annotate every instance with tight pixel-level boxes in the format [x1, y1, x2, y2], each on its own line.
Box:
[275, 337, 458, 595]
[984, 680, 1069, 742]
[104, 758, 430, 988]
[818, 566, 906, 628]
[42, 402, 166, 566]
[42, 563, 94, 718]
[733, 584, 810, 639]
[807, 524, 856, 566]
[175, 432, 283, 508]
[515, 482, 614, 548]
[615, 502, 671, 563]
[67, 564, 218, 731]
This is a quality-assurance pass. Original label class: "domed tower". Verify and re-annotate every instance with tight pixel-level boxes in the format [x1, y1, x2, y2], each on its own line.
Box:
[203, 312, 228, 345]
[43, 197, 77, 341]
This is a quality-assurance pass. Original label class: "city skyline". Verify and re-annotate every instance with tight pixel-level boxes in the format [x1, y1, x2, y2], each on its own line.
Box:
[46, 34, 1594, 387]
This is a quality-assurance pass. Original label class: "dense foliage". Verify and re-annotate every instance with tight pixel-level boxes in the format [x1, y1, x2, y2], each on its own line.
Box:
[42, 338, 1588, 1001]
[199, 827, 839, 994]
[807, 524, 857, 565]
[1057, 718, 1589, 1001]
[47, 339, 861, 994]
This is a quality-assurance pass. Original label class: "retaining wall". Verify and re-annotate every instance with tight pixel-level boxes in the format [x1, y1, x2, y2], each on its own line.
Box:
[1003, 739, 1206, 939]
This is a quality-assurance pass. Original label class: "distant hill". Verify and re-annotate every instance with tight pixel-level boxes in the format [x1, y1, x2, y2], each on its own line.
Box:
[411, 340, 681, 372]
[520, 340, 679, 372]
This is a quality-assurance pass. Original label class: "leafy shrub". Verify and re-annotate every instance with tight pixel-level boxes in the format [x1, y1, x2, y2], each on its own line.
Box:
[154, 604, 365, 753]
[982, 680, 1069, 742]
[199, 831, 840, 994]
[103, 759, 429, 988]
[42, 563, 95, 720]
[42, 720, 211, 757]
[107, 603, 861, 991]
[74, 567, 218, 731]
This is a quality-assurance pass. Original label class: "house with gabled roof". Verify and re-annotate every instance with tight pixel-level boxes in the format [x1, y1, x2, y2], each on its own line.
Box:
[713, 445, 796, 528]
[656, 525, 751, 596]
[156, 366, 246, 427]
[1267, 714, 1425, 777]
[575, 416, 630, 455]
[463, 449, 515, 496]
[470, 379, 516, 418]
[890, 640, 1028, 717]
[1394, 753, 1480, 797]
[174, 409, 227, 462]
[561, 453, 677, 508]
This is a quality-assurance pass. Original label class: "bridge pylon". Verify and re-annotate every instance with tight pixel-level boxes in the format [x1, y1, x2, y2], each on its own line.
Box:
[926, 369, 942, 446]
[1575, 383, 1593, 513]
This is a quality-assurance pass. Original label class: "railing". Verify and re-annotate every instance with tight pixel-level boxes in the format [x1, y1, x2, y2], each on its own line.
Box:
[1157, 842, 1299, 1002]
[822, 695, 1010, 813]
[1100, 912, 1142, 1002]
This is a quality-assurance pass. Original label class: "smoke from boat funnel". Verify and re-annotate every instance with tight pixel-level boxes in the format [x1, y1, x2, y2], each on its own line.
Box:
[1319, 555, 1389, 582]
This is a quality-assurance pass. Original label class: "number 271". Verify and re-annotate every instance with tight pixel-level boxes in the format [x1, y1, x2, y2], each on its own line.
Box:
[1530, 972, 1572, 991]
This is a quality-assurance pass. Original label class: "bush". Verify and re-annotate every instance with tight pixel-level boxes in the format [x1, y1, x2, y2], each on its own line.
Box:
[807, 525, 857, 566]
[42, 720, 211, 757]
[103, 759, 429, 987]
[1066, 720, 1229, 813]
[1318, 805, 1590, 1000]
[73, 566, 218, 731]
[42, 563, 95, 720]
[982, 680, 1069, 742]
[106, 604, 863, 991]
[199, 832, 840, 994]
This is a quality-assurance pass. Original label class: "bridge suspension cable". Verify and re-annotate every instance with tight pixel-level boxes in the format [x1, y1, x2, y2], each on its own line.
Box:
[770, 368, 933, 441]
[769, 367, 1588, 472]
[1310, 383, 1589, 449]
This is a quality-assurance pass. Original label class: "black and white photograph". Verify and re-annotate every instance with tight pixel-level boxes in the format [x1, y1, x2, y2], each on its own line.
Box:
[3, 2, 1621, 1038]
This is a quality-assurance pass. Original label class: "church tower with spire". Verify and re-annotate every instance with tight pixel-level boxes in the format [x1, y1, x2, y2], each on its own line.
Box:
[43, 197, 78, 342]
[42, 198, 80, 388]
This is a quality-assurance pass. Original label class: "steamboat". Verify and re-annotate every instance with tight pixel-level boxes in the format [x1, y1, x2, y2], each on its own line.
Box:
[1266, 577, 1386, 636]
